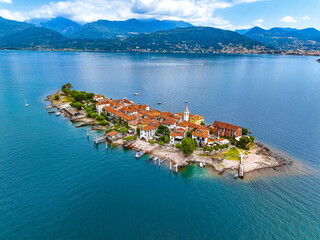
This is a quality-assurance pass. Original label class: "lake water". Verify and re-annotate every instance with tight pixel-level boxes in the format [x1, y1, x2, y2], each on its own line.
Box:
[0, 51, 320, 239]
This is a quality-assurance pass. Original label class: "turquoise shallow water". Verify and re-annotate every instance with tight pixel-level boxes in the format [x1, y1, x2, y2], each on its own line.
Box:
[0, 51, 320, 239]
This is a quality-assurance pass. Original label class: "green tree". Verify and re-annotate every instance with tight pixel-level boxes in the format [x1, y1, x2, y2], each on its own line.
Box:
[180, 137, 196, 156]
[157, 125, 170, 135]
[242, 128, 248, 135]
[96, 115, 105, 121]
[70, 102, 84, 110]
[54, 94, 60, 101]
[119, 127, 128, 134]
[186, 131, 192, 138]
[137, 127, 141, 135]
[236, 136, 250, 150]
[175, 142, 181, 149]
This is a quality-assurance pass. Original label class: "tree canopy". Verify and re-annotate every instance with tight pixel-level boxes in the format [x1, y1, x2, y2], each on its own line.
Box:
[180, 137, 197, 156]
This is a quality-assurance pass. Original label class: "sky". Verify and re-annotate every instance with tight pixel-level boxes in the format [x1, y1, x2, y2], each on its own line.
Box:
[0, 0, 320, 30]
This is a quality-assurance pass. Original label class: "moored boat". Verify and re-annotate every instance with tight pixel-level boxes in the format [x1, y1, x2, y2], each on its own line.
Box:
[48, 110, 55, 114]
[56, 112, 61, 116]
[200, 162, 203, 168]
[135, 151, 145, 158]
[160, 159, 166, 164]
[157, 102, 162, 104]
[149, 155, 154, 160]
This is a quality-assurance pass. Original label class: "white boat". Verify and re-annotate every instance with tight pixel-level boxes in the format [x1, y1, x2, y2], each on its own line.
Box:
[203, 162, 206, 167]
[153, 157, 159, 161]
[160, 159, 166, 164]
[134, 93, 140, 96]
[25, 99, 28, 107]
[200, 162, 203, 168]
[56, 112, 61, 116]
[149, 155, 154, 160]
[184, 100, 188, 103]
[157, 102, 162, 104]
[234, 173, 239, 179]
[135, 151, 145, 158]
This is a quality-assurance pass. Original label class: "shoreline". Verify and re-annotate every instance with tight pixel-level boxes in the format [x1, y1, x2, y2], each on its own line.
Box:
[2, 48, 320, 57]
[45, 91, 302, 179]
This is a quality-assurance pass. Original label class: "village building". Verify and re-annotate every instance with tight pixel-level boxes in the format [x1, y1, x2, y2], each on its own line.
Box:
[192, 128, 209, 146]
[93, 94, 104, 102]
[214, 138, 230, 145]
[107, 130, 121, 141]
[161, 117, 177, 130]
[140, 125, 157, 141]
[170, 132, 185, 146]
[190, 114, 205, 125]
[128, 120, 140, 130]
[212, 121, 242, 138]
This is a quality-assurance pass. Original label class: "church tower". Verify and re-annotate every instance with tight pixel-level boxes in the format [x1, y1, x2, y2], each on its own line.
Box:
[183, 104, 189, 122]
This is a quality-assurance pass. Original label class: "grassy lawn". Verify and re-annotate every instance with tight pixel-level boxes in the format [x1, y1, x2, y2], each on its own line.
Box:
[63, 95, 74, 103]
[221, 148, 241, 161]
[123, 135, 137, 141]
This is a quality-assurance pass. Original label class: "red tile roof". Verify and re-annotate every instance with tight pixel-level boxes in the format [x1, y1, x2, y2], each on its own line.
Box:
[141, 125, 157, 132]
[212, 121, 242, 132]
[162, 117, 176, 126]
[107, 130, 119, 136]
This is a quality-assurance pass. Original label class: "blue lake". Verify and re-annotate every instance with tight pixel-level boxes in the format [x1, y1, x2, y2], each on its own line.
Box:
[0, 51, 320, 239]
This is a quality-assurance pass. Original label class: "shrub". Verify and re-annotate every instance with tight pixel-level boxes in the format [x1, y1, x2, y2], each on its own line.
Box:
[119, 127, 128, 134]
[96, 115, 105, 121]
[54, 94, 60, 101]
[70, 102, 84, 110]
[149, 140, 156, 144]
[123, 135, 137, 141]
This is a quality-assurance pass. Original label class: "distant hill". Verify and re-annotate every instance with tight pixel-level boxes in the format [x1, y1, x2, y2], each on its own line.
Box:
[244, 26, 320, 50]
[0, 16, 32, 38]
[235, 29, 252, 35]
[106, 27, 268, 53]
[0, 27, 69, 49]
[69, 18, 193, 39]
[26, 17, 81, 36]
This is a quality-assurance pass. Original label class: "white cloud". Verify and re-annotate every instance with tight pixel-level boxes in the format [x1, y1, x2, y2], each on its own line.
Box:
[0, 0, 12, 3]
[301, 15, 311, 20]
[252, 18, 263, 26]
[0, 9, 25, 21]
[280, 15, 311, 23]
[280, 16, 297, 23]
[0, 0, 266, 30]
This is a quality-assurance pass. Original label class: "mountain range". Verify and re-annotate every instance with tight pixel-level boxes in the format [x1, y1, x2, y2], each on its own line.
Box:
[0, 16, 267, 53]
[237, 26, 320, 50]
[1, 16, 320, 53]
[25, 17, 193, 39]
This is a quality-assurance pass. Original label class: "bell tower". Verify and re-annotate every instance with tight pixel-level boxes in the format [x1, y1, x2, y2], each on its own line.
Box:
[184, 104, 189, 122]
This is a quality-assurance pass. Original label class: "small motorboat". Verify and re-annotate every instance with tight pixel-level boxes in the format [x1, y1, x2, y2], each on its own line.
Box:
[160, 159, 166, 165]
[149, 155, 154, 160]
[200, 162, 203, 168]
[134, 93, 140, 96]
[48, 110, 55, 114]
[135, 151, 145, 158]
[202, 162, 206, 167]
[153, 157, 159, 161]
[56, 112, 61, 116]
[234, 173, 239, 179]
[25, 99, 28, 107]
[157, 102, 162, 104]
[184, 100, 188, 103]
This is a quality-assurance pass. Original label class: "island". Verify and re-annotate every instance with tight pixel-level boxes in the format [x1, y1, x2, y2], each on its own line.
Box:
[46, 84, 293, 179]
